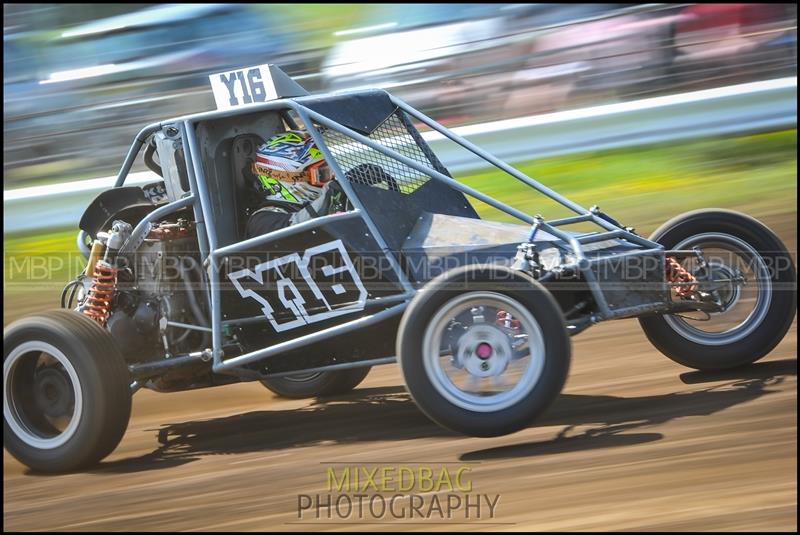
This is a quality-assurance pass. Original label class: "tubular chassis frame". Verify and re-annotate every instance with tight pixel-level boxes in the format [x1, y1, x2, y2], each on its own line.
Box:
[78, 90, 667, 380]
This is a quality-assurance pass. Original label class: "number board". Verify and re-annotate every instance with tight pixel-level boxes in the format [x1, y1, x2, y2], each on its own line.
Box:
[209, 64, 279, 110]
[228, 239, 368, 332]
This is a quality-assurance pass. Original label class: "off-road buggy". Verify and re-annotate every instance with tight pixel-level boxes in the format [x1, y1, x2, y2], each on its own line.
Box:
[4, 66, 796, 472]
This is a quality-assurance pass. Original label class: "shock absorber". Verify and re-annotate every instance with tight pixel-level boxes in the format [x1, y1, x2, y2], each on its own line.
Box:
[666, 256, 698, 297]
[496, 310, 521, 332]
[82, 261, 119, 325]
[80, 220, 131, 325]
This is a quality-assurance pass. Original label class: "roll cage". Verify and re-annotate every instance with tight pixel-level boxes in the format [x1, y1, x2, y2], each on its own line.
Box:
[80, 83, 664, 380]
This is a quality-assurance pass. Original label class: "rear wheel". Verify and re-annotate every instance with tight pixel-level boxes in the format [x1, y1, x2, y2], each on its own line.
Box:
[260, 367, 371, 399]
[640, 209, 796, 370]
[4, 310, 132, 472]
[398, 265, 570, 437]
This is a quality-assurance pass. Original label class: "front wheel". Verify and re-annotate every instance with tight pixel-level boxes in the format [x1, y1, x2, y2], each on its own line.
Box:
[4, 310, 132, 472]
[398, 265, 571, 437]
[640, 209, 796, 370]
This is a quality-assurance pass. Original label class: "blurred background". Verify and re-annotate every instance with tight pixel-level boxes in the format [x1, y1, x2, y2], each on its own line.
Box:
[3, 3, 797, 188]
[3, 6, 798, 531]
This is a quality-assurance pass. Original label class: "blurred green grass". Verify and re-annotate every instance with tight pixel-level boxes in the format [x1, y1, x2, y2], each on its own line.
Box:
[4, 129, 797, 320]
[461, 129, 797, 230]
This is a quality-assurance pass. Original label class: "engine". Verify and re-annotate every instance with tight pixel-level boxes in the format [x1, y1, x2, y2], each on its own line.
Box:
[70, 217, 209, 364]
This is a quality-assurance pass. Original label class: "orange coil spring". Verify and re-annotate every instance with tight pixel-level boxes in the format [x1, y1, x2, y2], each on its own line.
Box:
[496, 310, 521, 332]
[666, 256, 698, 297]
[82, 262, 119, 325]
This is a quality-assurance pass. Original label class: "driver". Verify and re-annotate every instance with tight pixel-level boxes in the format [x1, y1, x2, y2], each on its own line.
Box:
[245, 129, 348, 238]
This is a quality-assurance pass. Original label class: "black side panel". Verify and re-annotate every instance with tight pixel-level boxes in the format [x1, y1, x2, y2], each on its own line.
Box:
[350, 178, 479, 252]
[243, 314, 401, 376]
[220, 215, 405, 354]
[79, 187, 155, 239]
[299, 90, 398, 136]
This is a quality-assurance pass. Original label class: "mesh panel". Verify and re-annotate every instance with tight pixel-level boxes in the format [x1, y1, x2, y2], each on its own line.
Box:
[320, 111, 447, 194]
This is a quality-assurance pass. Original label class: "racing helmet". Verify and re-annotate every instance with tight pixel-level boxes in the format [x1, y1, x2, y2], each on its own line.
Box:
[252, 130, 334, 205]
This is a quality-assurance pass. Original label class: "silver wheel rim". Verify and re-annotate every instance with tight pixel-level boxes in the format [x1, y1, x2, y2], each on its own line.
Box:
[664, 232, 772, 345]
[422, 291, 546, 413]
[4, 341, 83, 449]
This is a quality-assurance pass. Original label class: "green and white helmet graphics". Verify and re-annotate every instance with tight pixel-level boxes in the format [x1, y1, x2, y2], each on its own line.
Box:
[254, 130, 325, 205]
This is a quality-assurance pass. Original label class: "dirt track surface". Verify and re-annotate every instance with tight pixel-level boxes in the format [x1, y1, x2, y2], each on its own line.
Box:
[4, 221, 798, 531]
